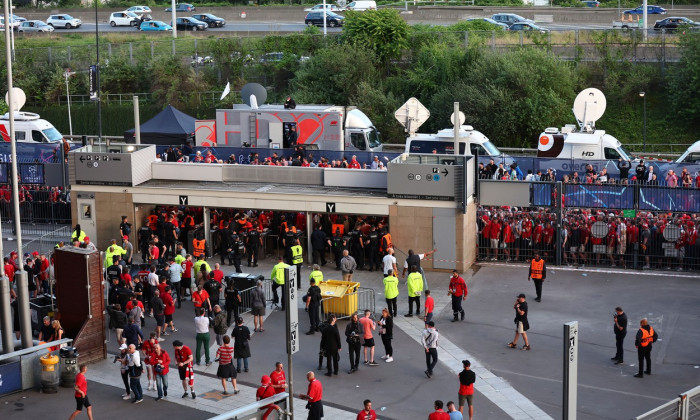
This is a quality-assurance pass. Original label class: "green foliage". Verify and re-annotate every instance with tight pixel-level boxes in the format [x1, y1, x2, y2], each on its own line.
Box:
[148, 56, 206, 109]
[349, 81, 404, 144]
[342, 9, 409, 65]
[426, 48, 578, 147]
[0, 100, 7, 115]
[668, 34, 700, 127]
[448, 20, 505, 32]
[290, 44, 379, 105]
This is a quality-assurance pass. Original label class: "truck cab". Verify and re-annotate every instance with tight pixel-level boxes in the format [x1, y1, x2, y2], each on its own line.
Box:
[676, 140, 700, 164]
[405, 125, 505, 157]
[345, 109, 382, 151]
[0, 112, 64, 143]
[537, 125, 633, 160]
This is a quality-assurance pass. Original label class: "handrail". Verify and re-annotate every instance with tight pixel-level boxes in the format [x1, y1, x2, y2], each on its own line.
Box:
[0, 338, 73, 362]
[207, 392, 289, 420]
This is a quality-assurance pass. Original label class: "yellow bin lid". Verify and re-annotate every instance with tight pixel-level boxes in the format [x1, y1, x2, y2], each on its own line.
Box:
[40, 354, 59, 365]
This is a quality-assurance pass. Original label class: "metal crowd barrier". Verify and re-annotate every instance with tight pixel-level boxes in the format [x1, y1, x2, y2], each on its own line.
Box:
[319, 286, 375, 321]
[207, 392, 289, 420]
[634, 384, 700, 420]
[236, 279, 274, 315]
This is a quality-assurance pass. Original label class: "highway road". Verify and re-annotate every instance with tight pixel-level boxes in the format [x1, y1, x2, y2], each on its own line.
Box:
[21, 22, 343, 34]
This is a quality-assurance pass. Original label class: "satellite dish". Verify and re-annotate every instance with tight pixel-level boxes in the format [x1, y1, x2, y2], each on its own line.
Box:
[573, 88, 606, 129]
[241, 83, 267, 109]
[450, 111, 465, 127]
[5, 88, 27, 112]
[394, 97, 430, 136]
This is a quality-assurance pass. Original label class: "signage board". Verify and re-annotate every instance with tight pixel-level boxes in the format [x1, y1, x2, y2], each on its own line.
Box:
[387, 162, 457, 201]
[285, 267, 299, 355]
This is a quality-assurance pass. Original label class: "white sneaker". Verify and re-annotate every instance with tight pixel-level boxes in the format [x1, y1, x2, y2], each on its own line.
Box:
[385, 357, 394, 363]
[380, 355, 388, 360]
[122, 394, 131, 400]
[158, 338, 165, 342]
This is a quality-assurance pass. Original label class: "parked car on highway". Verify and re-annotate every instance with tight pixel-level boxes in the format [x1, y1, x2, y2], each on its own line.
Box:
[346, 1, 376, 11]
[492, 13, 530, 26]
[304, 11, 344, 27]
[126, 5, 152, 15]
[624, 5, 667, 14]
[109, 11, 140, 27]
[18, 20, 54, 33]
[508, 22, 549, 33]
[12, 14, 26, 23]
[172, 17, 207, 31]
[46, 14, 82, 29]
[304, 4, 344, 12]
[653, 17, 700, 32]
[581, 1, 600, 7]
[165, 3, 195, 12]
[139, 20, 172, 31]
[192, 13, 225, 27]
[466, 17, 508, 29]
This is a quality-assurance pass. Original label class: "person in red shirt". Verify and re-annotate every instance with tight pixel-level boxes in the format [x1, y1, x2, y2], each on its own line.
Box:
[269, 362, 287, 395]
[211, 263, 225, 283]
[578, 222, 590, 267]
[141, 333, 157, 391]
[502, 219, 515, 261]
[448, 270, 468, 322]
[356, 399, 377, 420]
[428, 400, 450, 420]
[300, 371, 323, 420]
[542, 221, 554, 262]
[150, 343, 171, 401]
[181, 254, 194, 299]
[162, 285, 177, 334]
[348, 155, 361, 169]
[4, 257, 15, 298]
[424, 290, 434, 325]
[173, 340, 196, 399]
[489, 217, 502, 261]
[458, 360, 476, 419]
[256, 375, 283, 420]
[68, 364, 94, 420]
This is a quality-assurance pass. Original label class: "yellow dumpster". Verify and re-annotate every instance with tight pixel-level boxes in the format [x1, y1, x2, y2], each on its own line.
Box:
[318, 279, 360, 317]
[40, 354, 60, 393]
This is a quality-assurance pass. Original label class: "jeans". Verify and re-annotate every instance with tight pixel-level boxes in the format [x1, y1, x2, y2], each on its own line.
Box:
[171, 281, 181, 307]
[615, 333, 626, 361]
[326, 350, 339, 374]
[533, 279, 543, 299]
[272, 283, 285, 309]
[121, 370, 130, 395]
[155, 373, 168, 398]
[236, 357, 249, 371]
[216, 333, 224, 346]
[348, 341, 361, 369]
[381, 335, 393, 357]
[130, 376, 143, 400]
[425, 348, 438, 374]
[195, 332, 211, 364]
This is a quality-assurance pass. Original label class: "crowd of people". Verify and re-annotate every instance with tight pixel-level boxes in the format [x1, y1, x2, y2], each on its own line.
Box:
[0, 184, 71, 224]
[479, 158, 700, 188]
[478, 206, 700, 271]
[156, 144, 389, 170]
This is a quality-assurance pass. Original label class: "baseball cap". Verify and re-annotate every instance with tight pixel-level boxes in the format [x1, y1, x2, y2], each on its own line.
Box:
[119, 344, 127, 350]
[517, 293, 526, 299]
[32, 251, 39, 256]
[172, 340, 183, 347]
[84, 236, 90, 242]
[123, 235, 129, 240]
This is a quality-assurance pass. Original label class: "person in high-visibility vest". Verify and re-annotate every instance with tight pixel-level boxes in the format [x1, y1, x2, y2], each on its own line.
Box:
[290, 239, 304, 290]
[405, 265, 423, 317]
[634, 318, 658, 378]
[270, 256, 289, 311]
[308, 264, 324, 286]
[192, 237, 206, 259]
[527, 251, 546, 302]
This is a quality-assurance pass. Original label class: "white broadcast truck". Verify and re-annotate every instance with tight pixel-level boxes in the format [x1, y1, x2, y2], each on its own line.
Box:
[536, 88, 634, 161]
[195, 84, 382, 152]
[395, 97, 507, 158]
[676, 140, 700, 164]
[1, 88, 64, 143]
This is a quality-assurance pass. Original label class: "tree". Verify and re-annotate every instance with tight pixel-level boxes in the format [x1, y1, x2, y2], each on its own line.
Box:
[290, 44, 379, 105]
[426, 48, 578, 148]
[342, 9, 409, 67]
[668, 34, 700, 127]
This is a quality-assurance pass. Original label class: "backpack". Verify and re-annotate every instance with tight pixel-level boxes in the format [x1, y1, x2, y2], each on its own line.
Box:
[129, 304, 143, 320]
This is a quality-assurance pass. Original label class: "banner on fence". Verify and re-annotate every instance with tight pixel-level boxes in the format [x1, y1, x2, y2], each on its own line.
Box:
[19, 163, 45, 184]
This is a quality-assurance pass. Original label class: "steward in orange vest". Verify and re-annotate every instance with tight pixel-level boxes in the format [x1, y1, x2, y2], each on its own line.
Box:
[527, 252, 546, 302]
[634, 318, 658, 378]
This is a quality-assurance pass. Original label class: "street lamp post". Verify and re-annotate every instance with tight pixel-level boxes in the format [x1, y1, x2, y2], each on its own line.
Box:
[94, 0, 102, 142]
[639, 91, 647, 153]
[64, 69, 75, 136]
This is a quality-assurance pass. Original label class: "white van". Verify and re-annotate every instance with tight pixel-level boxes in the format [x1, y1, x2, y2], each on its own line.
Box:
[0, 112, 64, 143]
[537, 125, 633, 160]
[676, 140, 700, 164]
[346, 1, 377, 11]
[405, 125, 505, 157]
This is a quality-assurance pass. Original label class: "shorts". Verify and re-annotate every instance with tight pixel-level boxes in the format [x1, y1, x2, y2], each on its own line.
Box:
[363, 338, 375, 347]
[154, 314, 165, 327]
[252, 307, 266, 316]
[75, 396, 91, 411]
[181, 278, 192, 289]
[165, 314, 173, 323]
[618, 243, 626, 255]
[490, 238, 499, 249]
[458, 393, 473, 408]
[424, 312, 433, 323]
[178, 365, 194, 387]
[516, 321, 525, 334]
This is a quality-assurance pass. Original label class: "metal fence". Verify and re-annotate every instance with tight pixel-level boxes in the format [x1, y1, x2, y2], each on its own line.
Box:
[635, 384, 700, 420]
[9, 225, 73, 256]
[236, 279, 274, 316]
[319, 287, 376, 321]
[0, 200, 72, 236]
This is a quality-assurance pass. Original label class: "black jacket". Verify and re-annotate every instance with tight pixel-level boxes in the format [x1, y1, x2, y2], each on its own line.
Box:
[345, 321, 363, 345]
[321, 323, 342, 353]
[379, 316, 393, 340]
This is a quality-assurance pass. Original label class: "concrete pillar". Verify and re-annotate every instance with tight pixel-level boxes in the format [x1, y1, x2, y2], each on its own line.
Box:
[306, 212, 313, 263]
[203, 206, 212, 257]
[15, 271, 33, 348]
[0, 275, 13, 354]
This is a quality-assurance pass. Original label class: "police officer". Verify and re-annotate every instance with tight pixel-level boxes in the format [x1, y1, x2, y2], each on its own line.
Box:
[634, 318, 658, 378]
[349, 227, 365, 270]
[366, 226, 380, 272]
[283, 226, 298, 265]
[219, 222, 233, 266]
[612, 307, 627, 365]
[527, 251, 546, 302]
[305, 277, 322, 334]
[291, 238, 304, 290]
[310, 225, 330, 267]
[247, 223, 262, 267]
[230, 234, 245, 274]
[333, 237, 349, 271]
